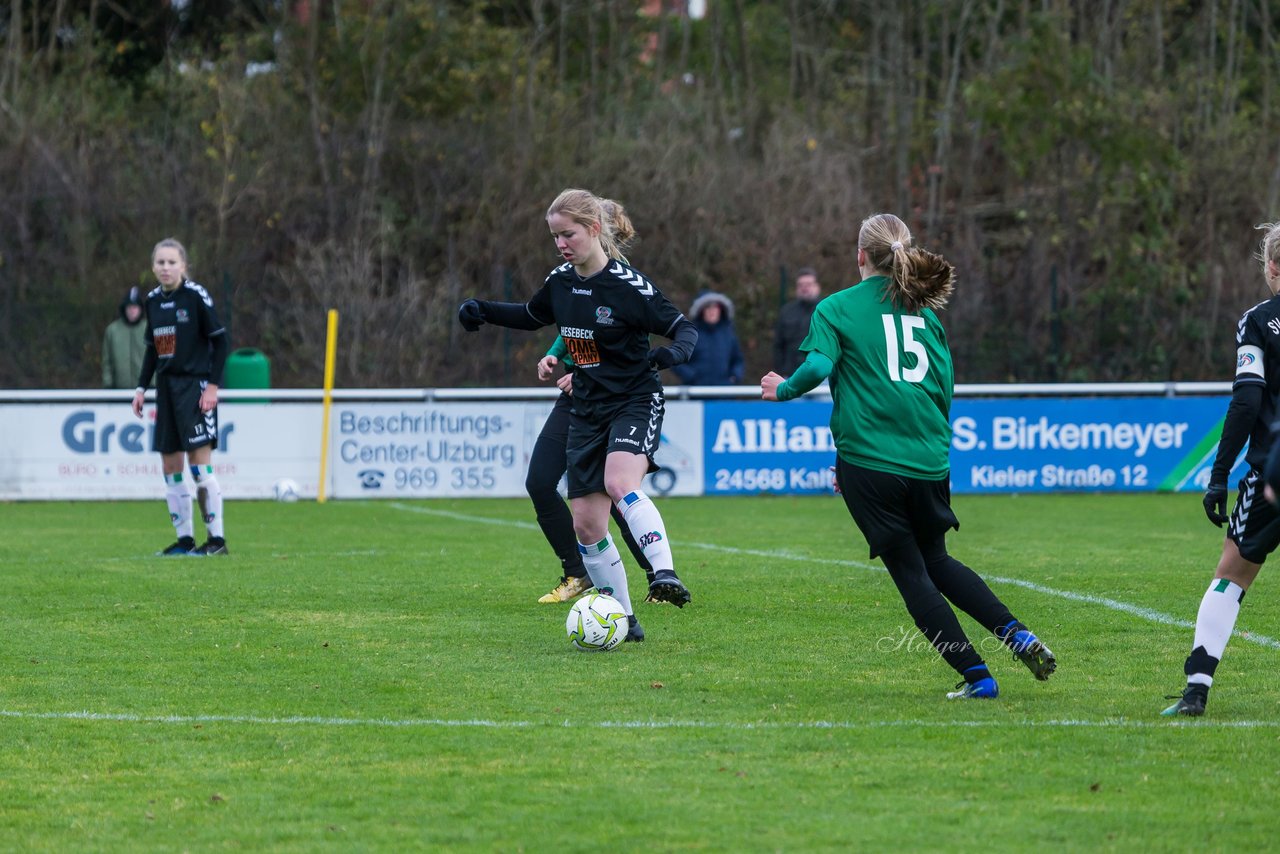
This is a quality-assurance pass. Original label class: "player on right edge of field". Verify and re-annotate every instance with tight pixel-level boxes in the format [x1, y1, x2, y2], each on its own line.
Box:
[1163, 222, 1280, 717]
[761, 212, 1056, 700]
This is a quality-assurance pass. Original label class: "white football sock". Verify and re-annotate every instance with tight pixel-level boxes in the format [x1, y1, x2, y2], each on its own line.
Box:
[190, 465, 224, 539]
[618, 490, 675, 572]
[579, 536, 632, 614]
[164, 472, 194, 539]
[1189, 578, 1245, 686]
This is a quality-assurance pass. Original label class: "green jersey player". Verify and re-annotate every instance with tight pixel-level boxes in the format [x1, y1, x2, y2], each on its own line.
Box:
[761, 212, 1057, 700]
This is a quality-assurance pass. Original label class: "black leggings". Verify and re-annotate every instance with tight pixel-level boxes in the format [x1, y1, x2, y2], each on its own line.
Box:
[526, 394, 653, 580]
[879, 534, 1016, 676]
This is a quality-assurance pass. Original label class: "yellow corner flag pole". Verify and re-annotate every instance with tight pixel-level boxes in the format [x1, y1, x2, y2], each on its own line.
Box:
[317, 309, 339, 503]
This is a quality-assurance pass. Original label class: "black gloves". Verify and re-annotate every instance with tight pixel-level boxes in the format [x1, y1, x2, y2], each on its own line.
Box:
[1203, 482, 1229, 527]
[458, 299, 486, 332]
[647, 347, 676, 370]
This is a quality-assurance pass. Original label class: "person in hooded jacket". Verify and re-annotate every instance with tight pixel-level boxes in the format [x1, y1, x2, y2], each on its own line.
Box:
[671, 290, 745, 386]
[103, 286, 148, 389]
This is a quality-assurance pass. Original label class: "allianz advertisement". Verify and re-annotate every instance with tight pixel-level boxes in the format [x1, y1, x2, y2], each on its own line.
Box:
[703, 397, 1241, 495]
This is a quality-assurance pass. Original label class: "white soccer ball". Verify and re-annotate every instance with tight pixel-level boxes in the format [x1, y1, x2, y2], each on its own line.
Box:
[566, 593, 629, 651]
[272, 478, 300, 503]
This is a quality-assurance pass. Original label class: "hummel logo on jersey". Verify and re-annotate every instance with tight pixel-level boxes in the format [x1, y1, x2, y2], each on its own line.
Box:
[609, 262, 655, 296]
[572, 287, 593, 296]
[161, 301, 175, 309]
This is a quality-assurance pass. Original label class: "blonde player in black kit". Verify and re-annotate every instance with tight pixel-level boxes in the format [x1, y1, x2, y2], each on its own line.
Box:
[131, 239, 231, 557]
[1164, 222, 1280, 717]
[458, 188, 697, 641]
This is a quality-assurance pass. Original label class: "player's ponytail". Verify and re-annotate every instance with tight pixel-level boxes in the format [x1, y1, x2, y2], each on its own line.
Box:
[858, 213, 954, 313]
[598, 197, 636, 263]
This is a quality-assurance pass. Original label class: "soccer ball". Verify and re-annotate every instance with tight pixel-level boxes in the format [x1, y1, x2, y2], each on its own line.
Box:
[566, 593, 629, 651]
[272, 478, 300, 503]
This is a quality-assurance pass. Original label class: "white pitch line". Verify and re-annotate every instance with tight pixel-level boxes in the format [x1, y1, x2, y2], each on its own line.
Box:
[0, 708, 1273, 730]
[392, 503, 1280, 650]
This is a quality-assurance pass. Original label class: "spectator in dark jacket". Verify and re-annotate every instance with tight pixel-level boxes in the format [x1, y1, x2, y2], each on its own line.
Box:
[673, 290, 745, 385]
[773, 267, 821, 376]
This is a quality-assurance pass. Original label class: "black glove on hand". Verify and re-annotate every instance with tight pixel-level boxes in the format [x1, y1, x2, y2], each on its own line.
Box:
[1203, 482, 1229, 527]
[647, 347, 676, 370]
[458, 299, 485, 332]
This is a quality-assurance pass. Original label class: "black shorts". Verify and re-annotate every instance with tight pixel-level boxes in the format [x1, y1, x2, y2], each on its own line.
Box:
[1229, 469, 1280, 564]
[153, 375, 219, 454]
[836, 458, 959, 559]
[564, 392, 663, 499]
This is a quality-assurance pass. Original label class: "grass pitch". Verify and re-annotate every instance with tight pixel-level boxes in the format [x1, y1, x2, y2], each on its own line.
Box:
[0, 493, 1276, 851]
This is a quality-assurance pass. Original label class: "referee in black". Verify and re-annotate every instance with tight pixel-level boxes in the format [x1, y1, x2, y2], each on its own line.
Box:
[131, 238, 231, 557]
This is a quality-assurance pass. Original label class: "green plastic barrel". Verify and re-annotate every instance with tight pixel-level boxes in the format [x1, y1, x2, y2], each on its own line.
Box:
[223, 348, 271, 402]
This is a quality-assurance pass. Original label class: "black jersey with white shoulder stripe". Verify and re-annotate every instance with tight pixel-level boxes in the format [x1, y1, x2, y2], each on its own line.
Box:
[142, 280, 228, 383]
[1230, 293, 1280, 469]
[525, 260, 687, 402]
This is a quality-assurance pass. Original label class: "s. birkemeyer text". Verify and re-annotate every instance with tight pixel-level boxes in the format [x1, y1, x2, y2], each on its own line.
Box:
[951, 416, 1189, 456]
